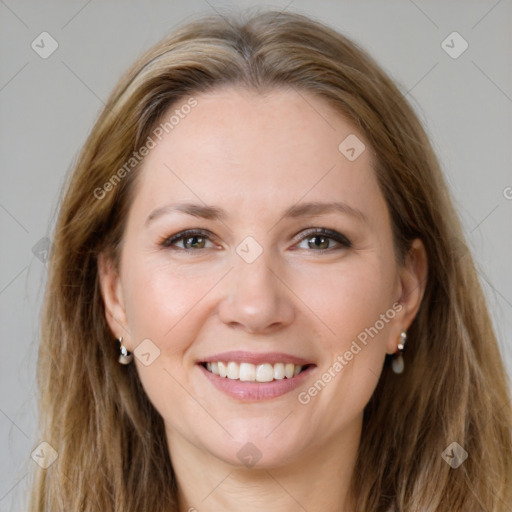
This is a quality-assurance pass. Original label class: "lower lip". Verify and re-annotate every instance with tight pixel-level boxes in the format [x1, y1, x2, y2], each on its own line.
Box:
[198, 364, 315, 401]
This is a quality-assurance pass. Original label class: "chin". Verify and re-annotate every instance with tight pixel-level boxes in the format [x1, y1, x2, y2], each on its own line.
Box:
[197, 420, 309, 469]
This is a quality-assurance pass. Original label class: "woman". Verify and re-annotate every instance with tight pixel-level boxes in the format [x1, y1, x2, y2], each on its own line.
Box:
[29, 10, 512, 512]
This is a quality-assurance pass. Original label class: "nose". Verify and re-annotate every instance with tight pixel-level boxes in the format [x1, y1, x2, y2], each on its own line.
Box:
[217, 249, 296, 335]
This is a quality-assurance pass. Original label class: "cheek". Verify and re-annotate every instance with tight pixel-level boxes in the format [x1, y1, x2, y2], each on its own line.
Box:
[120, 257, 210, 419]
[123, 246, 397, 367]
[294, 253, 397, 344]
[122, 255, 224, 356]
[291, 254, 397, 413]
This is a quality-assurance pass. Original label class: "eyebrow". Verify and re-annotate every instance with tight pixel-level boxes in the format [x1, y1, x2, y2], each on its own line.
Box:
[145, 200, 367, 226]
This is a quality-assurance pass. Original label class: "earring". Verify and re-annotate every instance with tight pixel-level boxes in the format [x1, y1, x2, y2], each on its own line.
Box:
[391, 331, 407, 374]
[117, 337, 133, 365]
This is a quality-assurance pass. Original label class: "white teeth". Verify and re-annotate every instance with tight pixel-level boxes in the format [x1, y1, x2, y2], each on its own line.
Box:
[227, 361, 239, 379]
[239, 362, 256, 381]
[256, 363, 274, 382]
[204, 361, 304, 382]
[273, 362, 285, 380]
[218, 361, 228, 378]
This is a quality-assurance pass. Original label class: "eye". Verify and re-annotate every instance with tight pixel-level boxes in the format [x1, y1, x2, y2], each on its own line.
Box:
[159, 227, 352, 253]
[160, 229, 216, 250]
[295, 228, 352, 252]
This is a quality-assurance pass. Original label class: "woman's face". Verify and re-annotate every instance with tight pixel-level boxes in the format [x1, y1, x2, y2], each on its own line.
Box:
[100, 87, 423, 469]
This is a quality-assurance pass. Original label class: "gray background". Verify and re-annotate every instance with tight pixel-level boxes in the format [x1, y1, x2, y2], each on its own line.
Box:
[1, 1, 511, 510]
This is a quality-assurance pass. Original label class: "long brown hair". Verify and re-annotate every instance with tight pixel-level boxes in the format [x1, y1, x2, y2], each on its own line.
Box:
[29, 10, 512, 511]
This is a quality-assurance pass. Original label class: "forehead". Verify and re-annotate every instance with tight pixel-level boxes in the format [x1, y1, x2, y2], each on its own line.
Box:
[132, 86, 383, 221]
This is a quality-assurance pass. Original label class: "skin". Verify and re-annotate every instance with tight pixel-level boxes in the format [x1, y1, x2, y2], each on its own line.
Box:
[99, 86, 427, 512]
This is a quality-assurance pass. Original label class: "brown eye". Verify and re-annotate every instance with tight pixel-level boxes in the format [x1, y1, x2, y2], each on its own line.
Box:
[160, 229, 215, 250]
[307, 235, 331, 250]
[182, 235, 207, 249]
[296, 228, 352, 252]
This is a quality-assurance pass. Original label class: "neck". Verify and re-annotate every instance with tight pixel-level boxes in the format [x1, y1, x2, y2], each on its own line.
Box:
[168, 418, 361, 512]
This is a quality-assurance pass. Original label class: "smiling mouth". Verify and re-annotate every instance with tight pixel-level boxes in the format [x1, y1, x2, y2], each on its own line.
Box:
[200, 361, 313, 383]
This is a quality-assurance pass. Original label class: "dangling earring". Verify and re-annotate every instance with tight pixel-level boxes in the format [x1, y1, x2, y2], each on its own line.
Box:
[118, 337, 133, 365]
[391, 331, 407, 374]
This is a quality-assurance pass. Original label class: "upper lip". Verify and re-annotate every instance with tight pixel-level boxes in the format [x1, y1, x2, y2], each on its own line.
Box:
[199, 351, 314, 366]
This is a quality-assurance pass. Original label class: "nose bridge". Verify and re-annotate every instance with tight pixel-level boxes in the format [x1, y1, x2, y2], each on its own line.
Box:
[235, 243, 278, 297]
[217, 239, 295, 333]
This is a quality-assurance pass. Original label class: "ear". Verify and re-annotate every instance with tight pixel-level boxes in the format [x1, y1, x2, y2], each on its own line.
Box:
[97, 253, 132, 350]
[386, 238, 428, 354]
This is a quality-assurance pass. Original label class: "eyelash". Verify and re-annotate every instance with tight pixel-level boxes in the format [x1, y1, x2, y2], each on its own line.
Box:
[159, 228, 352, 253]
